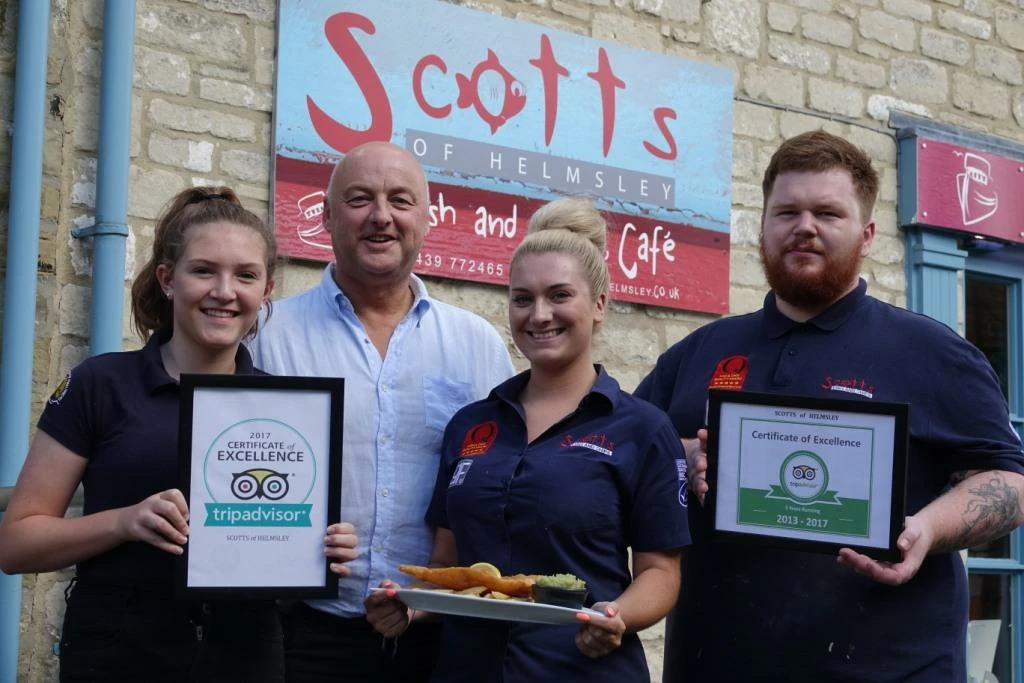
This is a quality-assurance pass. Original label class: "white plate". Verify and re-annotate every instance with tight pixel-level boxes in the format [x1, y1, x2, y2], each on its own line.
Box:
[380, 588, 602, 625]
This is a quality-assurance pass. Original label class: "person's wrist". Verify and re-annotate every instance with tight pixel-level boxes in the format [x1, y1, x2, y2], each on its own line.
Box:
[112, 504, 133, 542]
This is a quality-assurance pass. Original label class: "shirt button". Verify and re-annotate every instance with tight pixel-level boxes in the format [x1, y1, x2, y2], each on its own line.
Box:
[788, 349, 797, 356]
[382, 488, 390, 497]
[380, 435, 389, 445]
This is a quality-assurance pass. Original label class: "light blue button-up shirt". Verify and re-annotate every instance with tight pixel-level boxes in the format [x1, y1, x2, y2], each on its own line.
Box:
[249, 265, 514, 617]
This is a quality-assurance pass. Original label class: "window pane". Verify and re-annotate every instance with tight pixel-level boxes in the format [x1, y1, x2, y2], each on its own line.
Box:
[965, 276, 1009, 399]
[969, 573, 1014, 683]
[965, 276, 1012, 559]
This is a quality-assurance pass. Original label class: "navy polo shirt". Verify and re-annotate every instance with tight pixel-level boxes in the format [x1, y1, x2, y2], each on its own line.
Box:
[38, 330, 259, 585]
[425, 367, 690, 683]
[636, 280, 1024, 683]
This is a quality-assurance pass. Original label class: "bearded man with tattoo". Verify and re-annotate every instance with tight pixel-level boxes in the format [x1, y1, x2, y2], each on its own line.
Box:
[637, 130, 1024, 683]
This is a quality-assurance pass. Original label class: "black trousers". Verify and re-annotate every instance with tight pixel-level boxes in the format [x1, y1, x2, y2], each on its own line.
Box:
[281, 602, 441, 683]
[59, 577, 284, 683]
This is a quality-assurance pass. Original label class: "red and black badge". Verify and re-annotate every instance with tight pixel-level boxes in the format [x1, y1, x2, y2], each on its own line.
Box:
[709, 355, 748, 390]
[459, 421, 498, 457]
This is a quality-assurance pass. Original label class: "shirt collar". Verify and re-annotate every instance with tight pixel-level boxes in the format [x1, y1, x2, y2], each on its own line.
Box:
[141, 329, 176, 392]
[141, 328, 257, 393]
[492, 365, 619, 412]
[235, 341, 256, 373]
[323, 263, 432, 320]
[408, 273, 431, 318]
[763, 278, 868, 338]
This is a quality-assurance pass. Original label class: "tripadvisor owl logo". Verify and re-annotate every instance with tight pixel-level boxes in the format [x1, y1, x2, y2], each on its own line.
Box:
[202, 418, 317, 528]
[231, 469, 290, 500]
[769, 450, 839, 505]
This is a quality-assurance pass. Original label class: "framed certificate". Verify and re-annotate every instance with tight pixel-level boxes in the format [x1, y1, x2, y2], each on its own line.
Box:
[706, 389, 908, 560]
[175, 374, 343, 599]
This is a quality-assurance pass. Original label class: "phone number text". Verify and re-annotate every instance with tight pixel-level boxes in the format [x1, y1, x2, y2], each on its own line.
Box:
[416, 253, 505, 277]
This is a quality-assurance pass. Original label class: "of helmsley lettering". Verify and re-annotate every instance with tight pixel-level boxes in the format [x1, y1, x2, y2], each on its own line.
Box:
[411, 130, 674, 208]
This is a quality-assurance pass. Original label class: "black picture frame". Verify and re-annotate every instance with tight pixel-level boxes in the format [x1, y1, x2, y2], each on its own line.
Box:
[175, 374, 343, 599]
[705, 389, 909, 561]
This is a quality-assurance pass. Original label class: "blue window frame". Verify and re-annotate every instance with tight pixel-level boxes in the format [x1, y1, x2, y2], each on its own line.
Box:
[963, 249, 1024, 683]
[903, 229, 1023, 683]
[887, 110, 1023, 683]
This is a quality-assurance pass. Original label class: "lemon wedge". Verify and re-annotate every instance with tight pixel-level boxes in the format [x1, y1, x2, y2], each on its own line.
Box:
[470, 562, 501, 577]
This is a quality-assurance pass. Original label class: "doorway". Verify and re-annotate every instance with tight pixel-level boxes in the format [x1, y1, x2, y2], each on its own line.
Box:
[964, 253, 1024, 683]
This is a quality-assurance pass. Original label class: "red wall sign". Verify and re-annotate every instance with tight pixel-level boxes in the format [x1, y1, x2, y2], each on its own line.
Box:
[913, 137, 1024, 245]
[276, 157, 729, 312]
[274, 1, 735, 314]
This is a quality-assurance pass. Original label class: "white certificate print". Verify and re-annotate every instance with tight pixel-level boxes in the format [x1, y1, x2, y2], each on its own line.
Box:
[177, 375, 343, 598]
[707, 390, 908, 560]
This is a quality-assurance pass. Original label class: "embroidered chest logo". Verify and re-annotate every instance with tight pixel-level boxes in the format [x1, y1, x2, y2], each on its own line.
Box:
[560, 433, 615, 457]
[459, 421, 498, 457]
[821, 376, 875, 399]
[709, 355, 748, 390]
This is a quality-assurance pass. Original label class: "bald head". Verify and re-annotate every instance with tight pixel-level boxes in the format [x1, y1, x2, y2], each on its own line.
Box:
[327, 142, 429, 204]
[323, 140, 432, 295]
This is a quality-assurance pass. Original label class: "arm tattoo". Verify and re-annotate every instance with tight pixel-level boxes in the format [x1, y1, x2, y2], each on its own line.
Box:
[955, 475, 1023, 548]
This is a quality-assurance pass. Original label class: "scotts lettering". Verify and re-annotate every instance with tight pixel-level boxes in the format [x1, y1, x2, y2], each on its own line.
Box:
[560, 433, 616, 457]
[821, 375, 875, 399]
[307, 13, 677, 160]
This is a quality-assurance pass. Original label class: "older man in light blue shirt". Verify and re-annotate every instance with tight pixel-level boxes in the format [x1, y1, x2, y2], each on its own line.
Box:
[250, 141, 513, 683]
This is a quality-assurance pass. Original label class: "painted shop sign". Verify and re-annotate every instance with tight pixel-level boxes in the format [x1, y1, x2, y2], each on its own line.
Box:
[906, 136, 1024, 246]
[274, 0, 735, 313]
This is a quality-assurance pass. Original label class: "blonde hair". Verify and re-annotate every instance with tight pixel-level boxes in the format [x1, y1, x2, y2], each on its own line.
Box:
[510, 197, 609, 300]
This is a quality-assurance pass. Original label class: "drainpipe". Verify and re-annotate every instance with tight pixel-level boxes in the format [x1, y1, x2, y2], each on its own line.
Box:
[72, 0, 136, 355]
[0, 2, 53, 680]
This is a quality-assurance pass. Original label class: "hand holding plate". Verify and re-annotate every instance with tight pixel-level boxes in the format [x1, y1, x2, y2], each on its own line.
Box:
[574, 601, 625, 658]
[365, 579, 411, 637]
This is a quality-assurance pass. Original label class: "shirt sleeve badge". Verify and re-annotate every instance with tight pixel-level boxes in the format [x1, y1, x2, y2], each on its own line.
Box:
[48, 371, 72, 406]
[676, 458, 689, 507]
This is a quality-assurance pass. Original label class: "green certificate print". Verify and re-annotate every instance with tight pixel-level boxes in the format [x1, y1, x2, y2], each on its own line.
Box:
[201, 418, 318, 529]
[707, 390, 907, 560]
[735, 419, 874, 538]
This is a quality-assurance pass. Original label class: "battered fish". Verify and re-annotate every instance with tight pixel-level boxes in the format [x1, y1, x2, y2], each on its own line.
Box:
[398, 564, 539, 597]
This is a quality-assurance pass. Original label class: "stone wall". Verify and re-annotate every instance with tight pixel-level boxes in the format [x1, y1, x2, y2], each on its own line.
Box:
[3, 0, 1023, 680]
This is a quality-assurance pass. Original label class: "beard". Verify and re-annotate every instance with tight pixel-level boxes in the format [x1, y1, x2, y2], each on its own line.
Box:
[760, 238, 864, 311]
